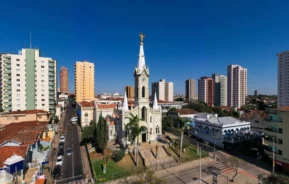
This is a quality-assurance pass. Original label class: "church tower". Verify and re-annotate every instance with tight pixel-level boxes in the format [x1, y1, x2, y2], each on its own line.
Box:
[134, 33, 150, 107]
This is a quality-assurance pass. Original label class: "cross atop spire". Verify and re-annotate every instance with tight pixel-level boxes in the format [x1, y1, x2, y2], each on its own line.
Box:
[137, 33, 146, 69]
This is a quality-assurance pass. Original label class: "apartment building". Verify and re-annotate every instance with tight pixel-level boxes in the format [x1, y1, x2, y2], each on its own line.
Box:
[263, 107, 289, 173]
[198, 77, 214, 106]
[152, 79, 174, 102]
[185, 78, 196, 101]
[75, 61, 95, 102]
[212, 74, 227, 106]
[60, 67, 68, 93]
[124, 86, 134, 99]
[277, 51, 289, 108]
[227, 65, 247, 108]
[0, 48, 56, 113]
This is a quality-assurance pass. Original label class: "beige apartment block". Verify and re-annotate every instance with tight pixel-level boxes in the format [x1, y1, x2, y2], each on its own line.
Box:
[75, 61, 95, 102]
[125, 86, 134, 99]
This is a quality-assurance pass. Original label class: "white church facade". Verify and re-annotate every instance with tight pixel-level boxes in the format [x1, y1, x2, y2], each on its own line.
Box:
[120, 33, 162, 146]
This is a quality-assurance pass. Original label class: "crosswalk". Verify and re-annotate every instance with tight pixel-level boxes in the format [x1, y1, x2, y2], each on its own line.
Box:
[209, 161, 233, 173]
[67, 179, 86, 184]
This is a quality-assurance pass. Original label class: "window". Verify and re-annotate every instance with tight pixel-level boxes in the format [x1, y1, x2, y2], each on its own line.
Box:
[16, 69, 20, 72]
[41, 94, 45, 97]
[141, 107, 146, 120]
[41, 99, 45, 101]
[150, 128, 152, 135]
[42, 104, 45, 106]
[278, 150, 283, 155]
[17, 79, 20, 81]
[16, 74, 20, 76]
[41, 66, 44, 68]
[41, 89, 45, 92]
[17, 104, 20, 107]
[150, 116, 152, 123]
[16, 94, 20, 97]
[16, 64, 20, 66]
[255, 120, 259, 123]
[41, 70, 44, 73]
[16, 89, 20, 92]
[156, 126, 160, 134]
[16, 99, 20, 102]
[278, 128, 283, 133]
[41, 75, 44, 77]
[142, 86, 145, 97]
[16, 59, 20, 61]
[17, 84, 20, 87]
[41, 61, 44, 63]
[110, 130, 112, 135]
[278, 139, 283, 144]
[85, 112, 88, 117]
[41, 80, 44, 82]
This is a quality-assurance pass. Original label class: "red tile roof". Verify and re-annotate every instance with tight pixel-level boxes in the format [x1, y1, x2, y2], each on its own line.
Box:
[0, 121, 46, 145]
[79, 101, 94, 108]
[240, 110, 268, 120]
[277, 106, 289, 112]
[0, 145, 28, 167]
[176, 108, 198, 115]
[158, 100, 171, 103]
[97, 104, 117, 109]
[7, 110, 49, 115]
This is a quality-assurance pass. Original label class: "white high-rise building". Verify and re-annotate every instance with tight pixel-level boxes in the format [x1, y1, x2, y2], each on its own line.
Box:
[186, 78, 196, 101]
[0, 48, 57, 113]
[152, 79, 174, 102]
[227, 65, 247, 108]
[212, 74, 227, 106]
[277, 51, 289, 107]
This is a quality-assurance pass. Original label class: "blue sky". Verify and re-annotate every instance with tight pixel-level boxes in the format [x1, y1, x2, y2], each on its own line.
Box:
[1, 0, 289, 95]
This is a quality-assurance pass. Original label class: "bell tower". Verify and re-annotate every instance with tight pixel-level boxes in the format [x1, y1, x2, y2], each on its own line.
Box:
[134, 33, 150, 106]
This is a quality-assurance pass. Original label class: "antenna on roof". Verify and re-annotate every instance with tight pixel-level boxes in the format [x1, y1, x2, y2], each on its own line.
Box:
[30, 32, 32, 49]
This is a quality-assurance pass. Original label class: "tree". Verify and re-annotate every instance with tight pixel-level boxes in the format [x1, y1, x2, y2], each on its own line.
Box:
[168, 107, 177, 112]
[125, 113, 146, 167]
[81, 125, 96, 143]
[111, 150, 125, 162]
[261, 173, 289, 184]
[96, 114, 108, 154]
[227, 156, 240, 182]
[177, 117, 185, 157]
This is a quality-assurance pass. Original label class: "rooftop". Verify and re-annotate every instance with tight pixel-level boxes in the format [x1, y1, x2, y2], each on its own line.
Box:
[97, 104, 117, 109]
[176, 108, 198, 115]
[78, 101, 94, 108]
[196, 114, 249, 126]
[277, 106, 289, 112]
[3, 110, 49, 115]
[0, 145, 28, 167]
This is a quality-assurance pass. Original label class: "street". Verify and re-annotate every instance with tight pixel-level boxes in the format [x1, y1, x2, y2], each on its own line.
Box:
[55, 103, 84, 184]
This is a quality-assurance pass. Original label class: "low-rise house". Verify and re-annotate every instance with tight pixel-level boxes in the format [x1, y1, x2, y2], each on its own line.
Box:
[77, 101, 95, 127]
[167, 108, 198, 121]
[152, 100, 187, 113]
[95, 103, 117, 123]
[0, 145, 29, 184]
[240, 110, 269, 132]
[0, 110, 50, 127]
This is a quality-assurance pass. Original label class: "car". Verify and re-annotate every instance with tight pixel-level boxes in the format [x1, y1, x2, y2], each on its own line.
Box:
[58, 148, 64, 155]
[59, 142, 64, 149]
[53, 165, 61, 178]
[56, 156, 63, 166]
[66, 148, 72, 156]
[70, 117, 78, 122]
[60, 136, 65, 143]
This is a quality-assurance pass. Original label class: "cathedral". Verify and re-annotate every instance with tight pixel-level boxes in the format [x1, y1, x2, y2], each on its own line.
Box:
[120, 33, 162, 146]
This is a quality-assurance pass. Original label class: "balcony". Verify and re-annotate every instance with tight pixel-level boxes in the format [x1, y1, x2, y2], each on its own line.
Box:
[264, 127, 282, 134]
[48, 68, 54, 72]
[49, 62, 54, 67]
[49, 101, 54, 105]
[49, 77, 54, 81]
[3, 101, 12, 105]
[3, 60, 11, 64]
[4, 65, 11, 69]
[49, 82, 54, 86]
[49, 105, 54, 109]
[3, 91, 11, 95]
[265, 117, 283, 123]
[49, 87, 54, 90]
[3, 81, 11, 85]
[4, 86, 11, 90]
[3, 75, 11, 79]
[4, 69, 11, 74]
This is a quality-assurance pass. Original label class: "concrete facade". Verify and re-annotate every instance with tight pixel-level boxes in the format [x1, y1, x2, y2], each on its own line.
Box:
[60, 67, 68, 93]
[152, 79, 174, 102]
[185, 78, 196, 101]
[227, 65, 247, 108]
[74, 61, 95, 102]
[277, 51, 289, 108]
[212, 74, 227, 106]
[0, 49, 56, 113]
[198, 77, 214, 106]
[124, 86, 134, 99]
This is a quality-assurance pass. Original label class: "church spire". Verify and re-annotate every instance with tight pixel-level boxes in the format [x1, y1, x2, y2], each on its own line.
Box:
[123, 92, 129, 111]
[137, 33, 146, 69]
[153, 92, 159, 110]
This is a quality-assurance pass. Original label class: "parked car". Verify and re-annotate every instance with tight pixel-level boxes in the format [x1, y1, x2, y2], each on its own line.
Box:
[66, 148, 72, 156]
[59, 142, 64, 149]
[53, 165, 61, 178]
[70, 117, 78, 122]
[58, 148, 64, 155]
[56, 156, 63, 166]
[60, 136, 65, 143]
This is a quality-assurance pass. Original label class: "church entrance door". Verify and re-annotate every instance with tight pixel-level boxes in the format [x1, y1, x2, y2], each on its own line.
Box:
[142, 133, 147, 142]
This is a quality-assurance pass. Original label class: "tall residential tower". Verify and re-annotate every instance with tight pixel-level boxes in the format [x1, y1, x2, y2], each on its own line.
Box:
[185, 78, 196, 101]
[212, 74, 227, 106]
[125, 86, 134, 98]
[227, 65, 247, 108]
[60, 67, 68, 93]
[198, 77, 214, 106]
[277, 51, 289, 107]
[152, 79, 174, 102]
[0, 48, 57, 113]
[75, 61, 95, 102]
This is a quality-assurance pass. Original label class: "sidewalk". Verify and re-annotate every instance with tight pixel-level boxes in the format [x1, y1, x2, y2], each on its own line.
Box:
[77, 125, 94, 184]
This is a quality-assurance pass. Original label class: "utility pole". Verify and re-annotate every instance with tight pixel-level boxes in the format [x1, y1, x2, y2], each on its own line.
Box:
[199, 147, 202, 184]
[273, 138, 275, 174]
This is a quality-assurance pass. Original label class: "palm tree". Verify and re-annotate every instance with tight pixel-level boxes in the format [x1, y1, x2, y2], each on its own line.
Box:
[177, 117, 185, 157]
[125, 113, 146, 167]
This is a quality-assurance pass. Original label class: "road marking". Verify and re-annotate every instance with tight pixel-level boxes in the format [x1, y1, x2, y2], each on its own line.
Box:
[55, 175, 83, 183]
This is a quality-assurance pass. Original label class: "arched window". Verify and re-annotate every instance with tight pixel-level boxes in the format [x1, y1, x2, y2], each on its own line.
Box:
[142, 86, 145, 98]
[156, 125, 160, 134]
[85, 112, 88, 117]
[141, 106, 146, 120]
[136, 87, 138, 98]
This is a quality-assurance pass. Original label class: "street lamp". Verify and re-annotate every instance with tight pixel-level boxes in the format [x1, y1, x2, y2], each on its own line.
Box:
[251, 148, 259, 166]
